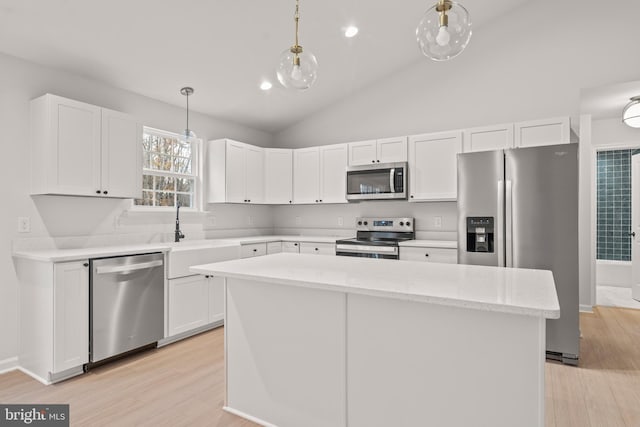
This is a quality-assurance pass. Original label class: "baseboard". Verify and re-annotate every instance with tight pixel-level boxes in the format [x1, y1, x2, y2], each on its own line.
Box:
[0, 357, 18, 375]
[157, 320, 223, 347]
[17, 367, 51, 385]
[580, 304, 593, 313]
[223, 406, 278, 427]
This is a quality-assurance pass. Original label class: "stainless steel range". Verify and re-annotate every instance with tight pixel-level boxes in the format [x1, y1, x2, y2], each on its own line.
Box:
[336, 217, 415, 259]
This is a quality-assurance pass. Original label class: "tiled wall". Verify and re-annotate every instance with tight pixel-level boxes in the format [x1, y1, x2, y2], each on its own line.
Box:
[596, 149, 637, 261]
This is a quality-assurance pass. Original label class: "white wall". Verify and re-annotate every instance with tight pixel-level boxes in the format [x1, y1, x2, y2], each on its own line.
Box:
[275, 0, 640, 148]
[0, 51, 274, 364]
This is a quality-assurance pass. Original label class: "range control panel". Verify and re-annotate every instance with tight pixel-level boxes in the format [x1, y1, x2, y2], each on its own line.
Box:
[355, 217, 414, 232]
[466, 217, 494, 253]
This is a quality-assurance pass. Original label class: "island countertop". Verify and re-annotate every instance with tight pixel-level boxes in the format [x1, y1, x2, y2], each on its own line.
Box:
[191, 253, 560, 319]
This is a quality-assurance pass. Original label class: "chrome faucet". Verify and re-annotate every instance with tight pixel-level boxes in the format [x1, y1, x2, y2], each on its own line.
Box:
[175, 203, 185, 242]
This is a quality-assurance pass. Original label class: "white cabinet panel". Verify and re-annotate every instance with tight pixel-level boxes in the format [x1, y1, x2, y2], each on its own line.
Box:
[348, 137, 407, 166]
[207, 139, 265, 204]
[282, 241, 301, 253]
[168, 275, 209, 336]
[377, 136, 408, 163]
[101, 109, 142, 198]
[515, 117, 571, 148]
[53, 261, 89, 373]
[267, 241, 283, 254]
[399, 247, 458, 264]
[241, 243, 268, 258]
[320, 144, 348, 204]
[463, 124, 514, 153]
[265, 148, 293, 204]
[299, 242, 336, 256]
[208, 276, 225, 324]
[408, 131, 462, 201]
[30, 94, 141, 198]
[348, 140, 377, 166]
[293, 148, 320, 204]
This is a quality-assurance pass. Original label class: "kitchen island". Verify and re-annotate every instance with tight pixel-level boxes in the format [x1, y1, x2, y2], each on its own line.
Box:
[191, 253, 560, 427]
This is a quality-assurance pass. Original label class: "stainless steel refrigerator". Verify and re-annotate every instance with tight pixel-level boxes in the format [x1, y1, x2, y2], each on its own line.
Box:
[457, 144, 579, 365]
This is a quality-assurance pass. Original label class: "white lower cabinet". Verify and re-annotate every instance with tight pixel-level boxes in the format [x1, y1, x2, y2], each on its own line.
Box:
[282, 241, 301, 253]
[168, 275, 210, 336]
[399, 247, 458, 264]
[208, 276, 225, 324]
[267, 241, 283, 254]
[53, 260, 89, 373]
[241, 243, 267, 258]
[299, 242, 336, 256]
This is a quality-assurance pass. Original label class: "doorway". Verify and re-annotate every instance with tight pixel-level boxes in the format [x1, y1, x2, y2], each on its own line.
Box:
[595, 148, 640, 308]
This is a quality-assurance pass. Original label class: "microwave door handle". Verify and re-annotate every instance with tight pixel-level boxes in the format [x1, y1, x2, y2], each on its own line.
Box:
[389, 168, 395, 193]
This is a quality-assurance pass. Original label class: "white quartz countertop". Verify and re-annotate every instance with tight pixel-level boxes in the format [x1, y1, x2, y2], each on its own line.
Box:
[191, 253, 560, 319]
[399, 240, 457, 249]
[223, 235, 343, 244]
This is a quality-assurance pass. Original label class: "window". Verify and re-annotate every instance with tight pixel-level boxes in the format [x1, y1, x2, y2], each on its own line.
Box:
[135, 127, 199, 208]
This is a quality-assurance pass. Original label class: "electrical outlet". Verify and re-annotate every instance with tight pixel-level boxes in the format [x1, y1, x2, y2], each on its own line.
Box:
[337, 216, 344, 226]
[433, 216, 442, 229]
[295, 216, 301, 226]
[18, 217, 31, 233]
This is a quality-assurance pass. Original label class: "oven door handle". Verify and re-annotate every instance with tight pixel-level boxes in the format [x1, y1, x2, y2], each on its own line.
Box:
[336, 244, 398, 254]
[389, 168, 395, 193]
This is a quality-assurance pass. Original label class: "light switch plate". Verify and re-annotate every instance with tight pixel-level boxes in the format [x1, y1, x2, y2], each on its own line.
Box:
[18, 217, 31, 233]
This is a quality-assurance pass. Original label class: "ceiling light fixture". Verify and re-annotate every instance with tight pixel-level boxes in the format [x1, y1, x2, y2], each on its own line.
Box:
[416, 0, 472, 61]
[180, 87, 196, 140]
[623, 96, 640, 128]
[260, 81, 273, 91]
[345, 26, 359, 38]
[276, 0, 318, 90]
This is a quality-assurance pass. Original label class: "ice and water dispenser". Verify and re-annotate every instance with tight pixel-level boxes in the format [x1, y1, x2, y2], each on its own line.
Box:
[466, 217, 494, 253]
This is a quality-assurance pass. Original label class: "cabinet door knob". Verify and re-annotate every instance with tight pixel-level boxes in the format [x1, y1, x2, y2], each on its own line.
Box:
[294, 243, 298, 246]
[372, 160, 375, 163]
[315, 199, 318, 202]
[96, 190, 101, 194]
[83, 263, 89, 267]
[410, 195, 414, 199]
[425, 253, 429, 257]
[319, 199, 323, 202]
[377, 160, 380, 162]
[289, 200, 292, 203]
[315, 248, 319, 251]
[103, 191, 108, 195]
[253, 248, 257, 252]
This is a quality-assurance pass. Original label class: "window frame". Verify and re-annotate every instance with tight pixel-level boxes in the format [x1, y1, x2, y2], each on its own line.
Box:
[131, 126, 203, 212]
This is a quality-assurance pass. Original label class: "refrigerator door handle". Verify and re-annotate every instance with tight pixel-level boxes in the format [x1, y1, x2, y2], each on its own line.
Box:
[389, 168, 396, 193]
[497, 180, 505, 267]
[505, 179, 513, 268]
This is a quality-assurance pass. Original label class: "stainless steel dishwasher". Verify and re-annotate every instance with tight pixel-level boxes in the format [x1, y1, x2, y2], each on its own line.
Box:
[90, 252, 164, 363]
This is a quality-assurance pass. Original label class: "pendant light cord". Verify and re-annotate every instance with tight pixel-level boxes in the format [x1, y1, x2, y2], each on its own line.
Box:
[186, 93, 189, 134]
[294, 0, 300, 48]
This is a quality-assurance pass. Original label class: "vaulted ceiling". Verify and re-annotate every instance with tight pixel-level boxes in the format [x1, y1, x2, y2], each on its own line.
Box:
[0, 0, 532, 132]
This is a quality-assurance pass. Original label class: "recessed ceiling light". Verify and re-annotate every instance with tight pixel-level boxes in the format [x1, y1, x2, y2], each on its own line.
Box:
[344, 26, 359, 38]
[260, 81, 273, 91]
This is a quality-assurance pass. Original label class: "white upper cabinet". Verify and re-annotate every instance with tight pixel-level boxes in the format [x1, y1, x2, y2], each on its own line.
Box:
[348, 137, 407, 166]
[408, 131, 462, 201]
[514, 116, 571, 148]
[320, 144, 348, 203]
[293, 147, 320, 204]
[264, 148, 293, 204]
[294, 144, 348, 204]
[30, 94, 141, 198]
[207, 139, 265, 204]
[463, 123, 514, 153]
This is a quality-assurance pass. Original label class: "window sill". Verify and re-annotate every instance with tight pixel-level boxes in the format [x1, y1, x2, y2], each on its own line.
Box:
[127, 206, 209, 215]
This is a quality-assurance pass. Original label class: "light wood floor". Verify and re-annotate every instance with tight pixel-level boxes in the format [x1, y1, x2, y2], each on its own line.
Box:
[1, 306, 639, 427]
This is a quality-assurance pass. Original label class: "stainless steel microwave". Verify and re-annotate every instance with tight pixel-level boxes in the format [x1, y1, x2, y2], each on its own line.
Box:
[346, 162, 407, 201]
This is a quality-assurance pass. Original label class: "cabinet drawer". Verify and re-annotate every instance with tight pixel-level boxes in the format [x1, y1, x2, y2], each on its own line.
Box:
[299, 242, 335, 256]
[241, 243, 267, 258]
[399, 247, 457, 264]
[282, 241, 300, 253]
[267, 241, 283, 254]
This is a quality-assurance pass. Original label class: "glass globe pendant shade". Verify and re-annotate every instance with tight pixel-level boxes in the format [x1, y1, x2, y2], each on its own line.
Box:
[276, 47, 318, 90]
[416, 0, 472, 61]
[183, 129, 197, 140]
[623, 96, 640, 128]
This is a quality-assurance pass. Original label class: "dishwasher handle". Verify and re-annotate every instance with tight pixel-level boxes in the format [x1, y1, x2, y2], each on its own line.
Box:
[95, 260, 163, 275]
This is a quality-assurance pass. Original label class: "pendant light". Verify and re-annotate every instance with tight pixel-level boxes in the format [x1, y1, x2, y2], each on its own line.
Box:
[276, 0, 318, 90]
[416, 0, 472, 61]
[180, 86, 196, 140]
[623, 96, 640, 128]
